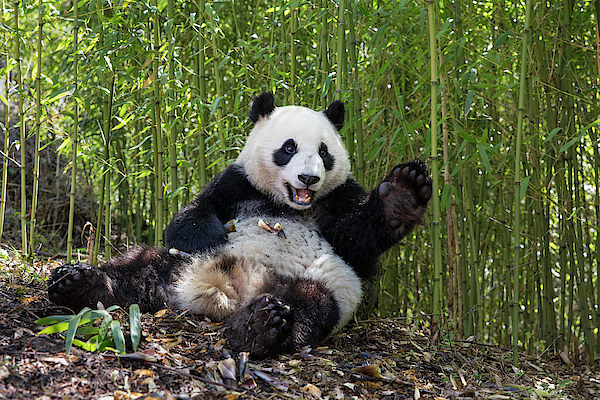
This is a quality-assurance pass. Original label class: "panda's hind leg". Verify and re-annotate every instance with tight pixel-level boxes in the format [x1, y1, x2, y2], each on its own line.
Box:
[48, 247, 184, 313]
[224, 293, 293, 359]
[48, 263, 116, 312]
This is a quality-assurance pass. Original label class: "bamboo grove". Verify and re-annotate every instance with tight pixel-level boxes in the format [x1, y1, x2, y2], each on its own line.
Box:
[1, 0, 599, 366]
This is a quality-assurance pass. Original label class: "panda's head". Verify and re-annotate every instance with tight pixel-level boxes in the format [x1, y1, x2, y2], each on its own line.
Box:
[236, 93, 351, 210]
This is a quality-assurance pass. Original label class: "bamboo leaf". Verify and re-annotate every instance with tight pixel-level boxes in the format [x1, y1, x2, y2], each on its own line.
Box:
[464, 90, 474, 117]
[129, 304, 141, 352]
[543, 127, 561, 143]
[110, 320, 126, 354]
[456, 128, 477, 144]
[520, 176, 530, 200]
[66, 308, 91, 355]
[97, 315, 112, 350]
[558, 136, 580, 154]
[477, 143, 492, 173]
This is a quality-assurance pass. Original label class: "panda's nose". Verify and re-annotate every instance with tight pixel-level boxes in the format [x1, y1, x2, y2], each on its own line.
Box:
[298, 174, 320, 186]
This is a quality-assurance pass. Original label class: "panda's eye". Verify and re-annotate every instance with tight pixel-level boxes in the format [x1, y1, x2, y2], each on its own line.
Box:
[285, 144, 295, 154]
[319, 143, 329, 157]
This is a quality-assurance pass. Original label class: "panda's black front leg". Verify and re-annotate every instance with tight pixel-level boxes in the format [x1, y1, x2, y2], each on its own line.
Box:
[377, 159, 433, 241]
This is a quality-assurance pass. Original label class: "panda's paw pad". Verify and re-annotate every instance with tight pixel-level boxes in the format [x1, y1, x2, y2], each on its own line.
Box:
[390, 160, 432, 203]
[379, 160, 432, 232]
[248, 294, 292, 351]
[47, 263, 108, 310]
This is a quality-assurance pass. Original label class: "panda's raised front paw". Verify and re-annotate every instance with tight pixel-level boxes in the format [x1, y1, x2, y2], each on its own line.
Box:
[225, 293, 293, 359]
[47, 263, 113, 311]
[378, 159, 432, 234]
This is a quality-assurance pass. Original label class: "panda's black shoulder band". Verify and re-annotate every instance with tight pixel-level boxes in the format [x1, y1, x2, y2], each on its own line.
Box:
[249, 92, 276, 123]
[324, 100, 345, 131]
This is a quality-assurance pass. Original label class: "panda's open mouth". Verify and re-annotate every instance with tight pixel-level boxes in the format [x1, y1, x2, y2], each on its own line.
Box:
[286, 184, 314, 206]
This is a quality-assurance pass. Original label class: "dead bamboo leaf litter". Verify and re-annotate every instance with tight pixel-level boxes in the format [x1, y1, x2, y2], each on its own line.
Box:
[0, 261, 597, 399]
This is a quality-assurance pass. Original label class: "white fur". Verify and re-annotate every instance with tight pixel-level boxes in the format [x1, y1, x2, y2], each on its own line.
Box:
[173, 216, 362, 327]
[236, 105, 352, 210]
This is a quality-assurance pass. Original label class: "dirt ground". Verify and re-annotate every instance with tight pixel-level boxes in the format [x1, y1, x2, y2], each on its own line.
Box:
[0, 256, 598, 400]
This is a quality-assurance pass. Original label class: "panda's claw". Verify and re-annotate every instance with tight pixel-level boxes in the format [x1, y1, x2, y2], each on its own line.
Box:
[379, 160, 432, 237]
[225, 293, 293, 359]
[47, 263, 114, 312]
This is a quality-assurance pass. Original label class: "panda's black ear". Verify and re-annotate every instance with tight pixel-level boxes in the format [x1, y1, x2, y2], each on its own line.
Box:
[249, 92, 276, 123]
[324, 100, 345, 131]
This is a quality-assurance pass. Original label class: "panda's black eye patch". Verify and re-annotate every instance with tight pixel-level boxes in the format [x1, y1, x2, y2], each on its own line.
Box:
[274, 139, 297, 166]
[319, 142, 335, 171]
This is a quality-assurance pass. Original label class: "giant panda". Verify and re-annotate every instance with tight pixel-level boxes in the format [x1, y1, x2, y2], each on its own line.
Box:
[47, 93, 432, 359]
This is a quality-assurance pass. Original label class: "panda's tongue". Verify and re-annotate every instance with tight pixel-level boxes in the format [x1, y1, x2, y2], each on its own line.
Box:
[295, 188, 312, 204]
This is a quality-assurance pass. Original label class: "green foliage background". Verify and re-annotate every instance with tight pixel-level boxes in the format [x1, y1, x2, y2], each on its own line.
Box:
[1, 0, 599, 364]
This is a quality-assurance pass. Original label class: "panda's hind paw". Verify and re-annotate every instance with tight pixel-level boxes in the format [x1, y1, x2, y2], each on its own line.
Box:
[47, 263, 114, 311]
[225, 293, 293, 359]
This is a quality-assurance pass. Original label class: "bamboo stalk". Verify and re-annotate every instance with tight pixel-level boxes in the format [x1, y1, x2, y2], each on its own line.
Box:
[346, 4, 361, 184]
[168, 0, 178, 215]
[153, 0, 164, 245]
[0, 0, 10, 245]
[595, 0, 600, 352]
[196, 0, 207, 188]
[290, 5, 297, 105]
[512, 0, 532, 367]
[207, 7, 226, 171]
[335, 0, 344, 103]
[427, 0, 442, 318]
[66, 0, 80, 263]
[29, 0, 43, 256]
[15, 0, 27, 258]
[319, 1, 330, 108]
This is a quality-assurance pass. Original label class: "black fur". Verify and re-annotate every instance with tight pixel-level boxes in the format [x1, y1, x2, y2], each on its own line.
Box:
[48, 247, 184, 312]
[224, 278, 339, 359]
[249, 92, 276, 123]
[323, 100, 345, 131]
[319, 142, 335, 171]
[273, 138, 297, 167]
[315, 160, 432, 278]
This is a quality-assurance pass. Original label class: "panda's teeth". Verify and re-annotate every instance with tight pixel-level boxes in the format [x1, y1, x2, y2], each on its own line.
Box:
[294, 189, 312, 204]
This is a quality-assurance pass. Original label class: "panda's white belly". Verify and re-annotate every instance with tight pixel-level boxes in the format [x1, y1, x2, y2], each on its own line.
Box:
[225, 216, 330, 276]
[173, 215, 362, 329]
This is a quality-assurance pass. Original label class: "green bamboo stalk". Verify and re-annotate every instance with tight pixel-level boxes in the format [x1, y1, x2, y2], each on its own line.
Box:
[572, 144, 595, 362]
[66, 0, 80, 264]
[168, 0, 178, 215]
[15, 0, 27, 257]
[534, 12, 559, 349]
[153, 0, 164, 245]
[512, 0, 532, 367]
[319, 0, 330, 108]
[28, 0, 43, 256]
[335, 0, 344, 103]
[289, 5, 297, 105]
[196, 0, 207, 188]
[427, 0, 442, 318]
[207, 6, 226, 171]
[0, 0, 10, 245]
[92, 171, 105, 266]
[346, 4, 361, 184]
[595, 0, 600, 352]
[104, 76, 115, 258]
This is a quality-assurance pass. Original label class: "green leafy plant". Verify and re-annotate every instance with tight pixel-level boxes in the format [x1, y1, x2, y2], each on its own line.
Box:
[36, 304, 142, 355]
